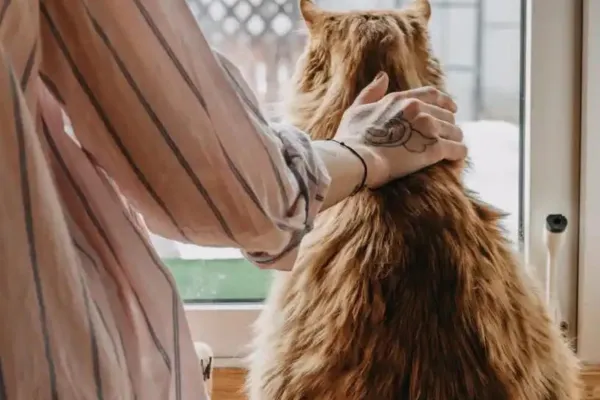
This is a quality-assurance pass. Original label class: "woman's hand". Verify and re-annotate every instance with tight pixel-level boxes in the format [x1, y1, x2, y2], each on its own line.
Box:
[333, 71, 467, 189]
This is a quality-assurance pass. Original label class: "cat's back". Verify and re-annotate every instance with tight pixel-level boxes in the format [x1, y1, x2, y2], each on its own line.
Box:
[247, 173, 581, 400]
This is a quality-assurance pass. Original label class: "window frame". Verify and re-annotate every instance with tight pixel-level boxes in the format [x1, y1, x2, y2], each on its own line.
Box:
[185, 0, 587, 367]
[577, 0, 600, 365]
[523, 0, 582, 344]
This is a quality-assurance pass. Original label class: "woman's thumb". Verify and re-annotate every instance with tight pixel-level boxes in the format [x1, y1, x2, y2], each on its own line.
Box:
[354, 72, 389, 105]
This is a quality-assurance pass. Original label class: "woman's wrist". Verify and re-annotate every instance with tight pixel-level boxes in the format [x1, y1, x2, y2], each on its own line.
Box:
[312, 140, 377, 210]
[326, 139, 368, 195]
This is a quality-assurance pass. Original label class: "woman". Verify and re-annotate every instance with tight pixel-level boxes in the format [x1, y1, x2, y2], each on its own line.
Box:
[0, 0, 466, 398]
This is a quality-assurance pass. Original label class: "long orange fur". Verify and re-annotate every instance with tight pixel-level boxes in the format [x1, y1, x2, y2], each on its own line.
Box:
[246, 1, 582, 398]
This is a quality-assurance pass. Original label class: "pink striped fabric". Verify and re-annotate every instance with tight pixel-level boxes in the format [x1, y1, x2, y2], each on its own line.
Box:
[0, 0, 330, 398]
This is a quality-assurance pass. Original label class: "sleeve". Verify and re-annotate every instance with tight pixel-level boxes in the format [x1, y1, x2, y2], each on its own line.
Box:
[38, 0, 330, 270]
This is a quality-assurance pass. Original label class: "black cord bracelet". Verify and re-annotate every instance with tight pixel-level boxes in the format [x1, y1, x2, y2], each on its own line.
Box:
[327, 139, 368, 196]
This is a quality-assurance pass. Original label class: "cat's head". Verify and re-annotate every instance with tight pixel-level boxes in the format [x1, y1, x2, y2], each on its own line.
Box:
[288, 0, 445, 140]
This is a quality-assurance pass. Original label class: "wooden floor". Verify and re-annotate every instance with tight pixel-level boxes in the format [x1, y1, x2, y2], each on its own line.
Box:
[213, 365, 600, 399]
[213, 368, 247, 400]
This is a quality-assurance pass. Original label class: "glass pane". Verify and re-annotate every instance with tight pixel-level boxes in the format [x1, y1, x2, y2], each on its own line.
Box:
[152, 0, 524, 303]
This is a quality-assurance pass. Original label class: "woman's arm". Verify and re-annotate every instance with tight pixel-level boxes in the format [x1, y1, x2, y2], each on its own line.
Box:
[39, 0, 352, 270]
[211, 50, 365, 212]
[311, 141, 365, 210]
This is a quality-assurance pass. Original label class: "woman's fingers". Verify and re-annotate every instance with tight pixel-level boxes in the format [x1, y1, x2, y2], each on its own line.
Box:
[434, 118, 463, 142]
[424, 138, 468, 163]
[411, 112, 463, 142]
[437, 138, 468, 161]
[386, 86, 457, 113]
[354, 72, 390, 105]
[386, 97, 456, 128]
[414, 103, 456, 125]
[416, 87, 457, 112]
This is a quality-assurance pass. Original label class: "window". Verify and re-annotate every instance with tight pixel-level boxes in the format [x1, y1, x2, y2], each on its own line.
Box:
[149, 0, 584, 365]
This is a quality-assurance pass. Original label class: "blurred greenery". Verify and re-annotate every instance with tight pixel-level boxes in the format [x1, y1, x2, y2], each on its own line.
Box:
[163, 258, 271, 302]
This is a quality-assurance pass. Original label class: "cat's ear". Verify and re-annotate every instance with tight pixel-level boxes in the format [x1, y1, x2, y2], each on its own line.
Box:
[300, 0, 325, 29]
[410, 0, 431, 21]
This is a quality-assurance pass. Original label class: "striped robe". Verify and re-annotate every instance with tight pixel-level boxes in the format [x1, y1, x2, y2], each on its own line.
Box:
[0, 0, 330, 398]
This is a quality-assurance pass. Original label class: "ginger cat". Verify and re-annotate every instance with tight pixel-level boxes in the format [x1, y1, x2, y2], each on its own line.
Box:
[246, 1, 582, 399]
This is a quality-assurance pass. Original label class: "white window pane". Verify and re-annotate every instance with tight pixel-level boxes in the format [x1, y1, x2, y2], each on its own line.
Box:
[427, 7, 445, 57]
[482, 27, 521, 122]
[445, 7, 477, 66]
[445, 70, 475, 121]
[462, 120, 520, 243]
[485, 0, 521, 24]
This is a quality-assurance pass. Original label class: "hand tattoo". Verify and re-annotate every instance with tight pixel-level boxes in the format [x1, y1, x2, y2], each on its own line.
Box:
[364, 113, 438, 153]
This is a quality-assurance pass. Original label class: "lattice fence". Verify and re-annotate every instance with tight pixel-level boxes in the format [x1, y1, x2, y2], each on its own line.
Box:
[187, 0, 496, 121]
[187, 0, 306, 114]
